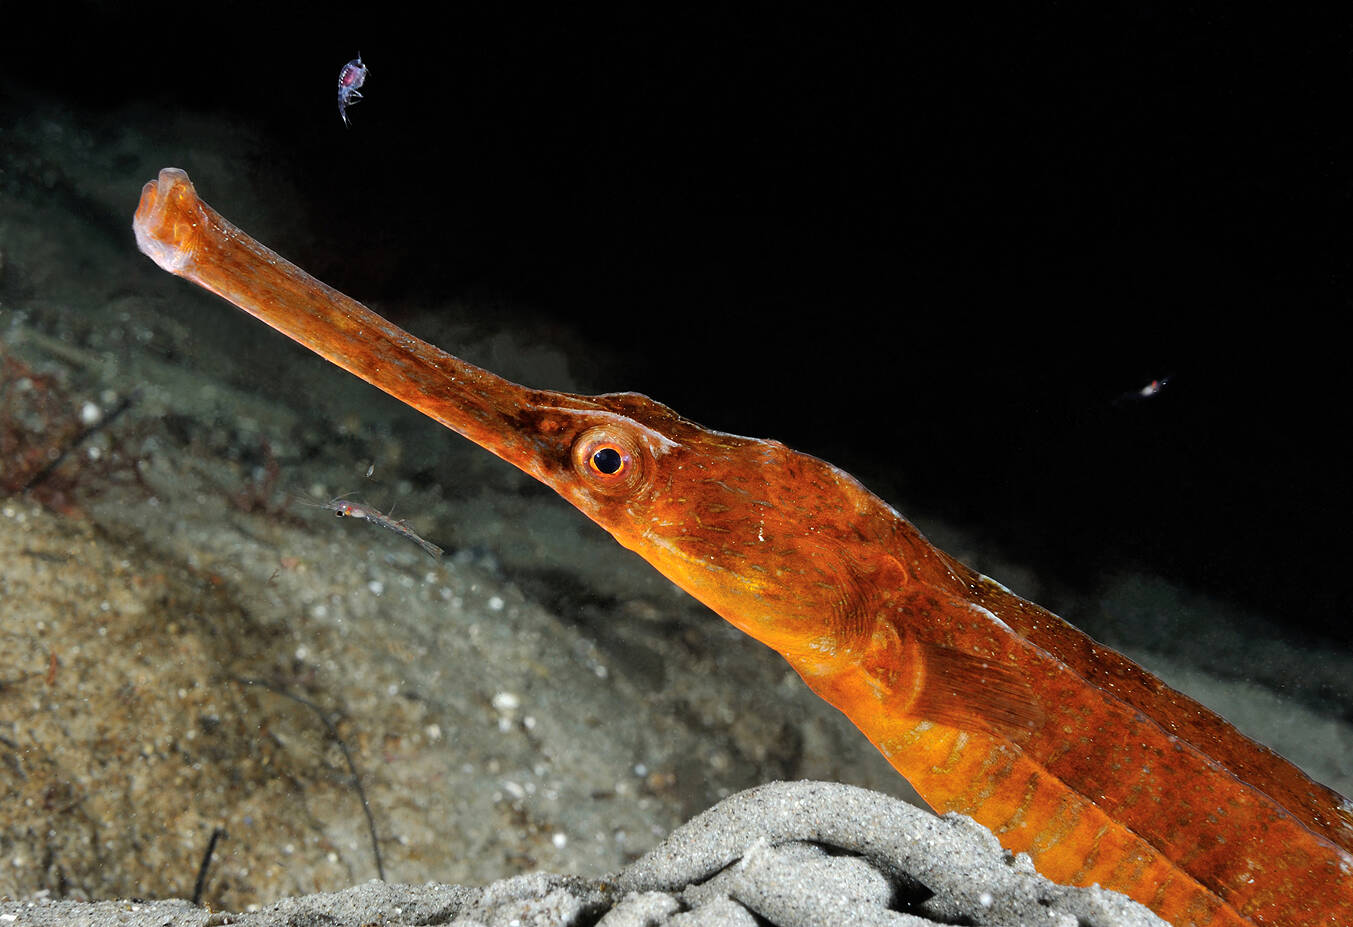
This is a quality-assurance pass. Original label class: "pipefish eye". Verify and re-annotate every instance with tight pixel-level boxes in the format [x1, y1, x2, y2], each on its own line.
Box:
[571, 425, 645, 495]
[591, 447, 623, 474]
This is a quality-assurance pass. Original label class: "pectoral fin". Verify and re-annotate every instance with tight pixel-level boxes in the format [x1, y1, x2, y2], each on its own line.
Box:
[910, 640, 1045, 740]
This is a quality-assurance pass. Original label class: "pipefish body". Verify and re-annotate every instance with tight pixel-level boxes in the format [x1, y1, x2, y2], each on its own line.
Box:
[134, 168, 1353, 927]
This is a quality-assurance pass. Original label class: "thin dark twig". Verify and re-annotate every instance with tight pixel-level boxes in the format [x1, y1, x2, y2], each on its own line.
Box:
[192, 827, 226, 906]
[230, 676, 385, 880]
[18, 389, 140, 493]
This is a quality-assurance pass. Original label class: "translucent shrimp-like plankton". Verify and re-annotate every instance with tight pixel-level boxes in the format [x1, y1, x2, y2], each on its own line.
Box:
[337, 55, 369, 127]
[316, 496, 443, 559]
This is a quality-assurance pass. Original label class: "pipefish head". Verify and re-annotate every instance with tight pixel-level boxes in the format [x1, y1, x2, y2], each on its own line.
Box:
[505, 390, 932, 658]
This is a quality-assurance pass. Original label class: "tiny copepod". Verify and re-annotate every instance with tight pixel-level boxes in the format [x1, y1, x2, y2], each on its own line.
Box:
[337, 54, 369, 127]
[1113, 374, 1172, 406]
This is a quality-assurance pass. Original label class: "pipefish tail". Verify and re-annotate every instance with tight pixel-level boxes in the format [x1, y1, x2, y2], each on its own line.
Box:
[134, 167, 1353, 927]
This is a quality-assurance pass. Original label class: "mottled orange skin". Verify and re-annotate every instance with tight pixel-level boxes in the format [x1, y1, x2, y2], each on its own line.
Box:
[135, 169, 1353, 926]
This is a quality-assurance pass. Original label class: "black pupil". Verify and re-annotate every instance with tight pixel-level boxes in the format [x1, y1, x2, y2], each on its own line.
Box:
[591, 447, 624, 474]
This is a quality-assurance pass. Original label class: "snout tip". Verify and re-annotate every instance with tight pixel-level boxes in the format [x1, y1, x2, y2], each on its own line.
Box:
[133, 167, 201, 275]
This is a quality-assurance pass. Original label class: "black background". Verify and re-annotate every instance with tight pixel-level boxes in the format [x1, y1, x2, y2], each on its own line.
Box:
[4, 6, 1349, 643]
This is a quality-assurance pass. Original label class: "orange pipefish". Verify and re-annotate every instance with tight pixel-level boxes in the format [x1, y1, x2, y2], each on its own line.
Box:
[133, 168, 1352, 927]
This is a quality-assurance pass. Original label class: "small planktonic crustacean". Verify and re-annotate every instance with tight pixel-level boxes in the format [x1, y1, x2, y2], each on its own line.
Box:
[309, 495, 443, 559]
[337, 54, 369, 127]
